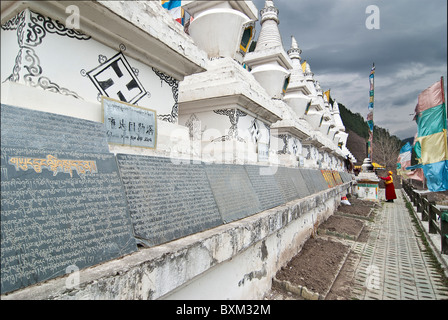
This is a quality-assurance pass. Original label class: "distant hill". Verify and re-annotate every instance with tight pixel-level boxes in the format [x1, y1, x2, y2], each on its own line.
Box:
[345, 129, 367, 163]
[335, 99, 404, 166]
[336, 100, 369, 140]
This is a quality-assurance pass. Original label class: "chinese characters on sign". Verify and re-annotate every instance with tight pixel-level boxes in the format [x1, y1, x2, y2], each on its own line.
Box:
[257, 142, 269, 162]
[102, 97, 157, 149]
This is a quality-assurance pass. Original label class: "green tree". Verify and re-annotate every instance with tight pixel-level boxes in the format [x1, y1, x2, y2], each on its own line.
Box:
[337, 101, 369, 139]
[336, 99, 405, 171]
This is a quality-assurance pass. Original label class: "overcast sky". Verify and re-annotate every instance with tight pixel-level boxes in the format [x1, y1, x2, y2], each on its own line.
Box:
[251, 0, 447, 140]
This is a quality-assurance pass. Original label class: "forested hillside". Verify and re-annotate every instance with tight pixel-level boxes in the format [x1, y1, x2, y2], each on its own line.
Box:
[334, 99, 404, 170]
[337, 100, 369, 140]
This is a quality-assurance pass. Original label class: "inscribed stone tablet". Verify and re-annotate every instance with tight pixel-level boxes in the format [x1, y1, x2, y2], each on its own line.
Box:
[341, 172, 352, 183]
[204, 164, 261, 223]
[301, 169, 318, 194]
[321, 170, 331, 188]
[0, 104, 109, 153]
[325, 170, 336, 188]
[347, 172, 353, 183]
[309, 169, 326, 191]
[307, 169, 317, 193]
[257, 143, 269, 162]
[315, 170, 329, 191]
[0, 147, 137, 294]
[324, 170, 334, 187]
[332, 171, 343, 185]
[346, 172, 353, 183]
[102, 97, 156, 149]
[291, 168, 311, 198]
[244, 165, 285, 211]
[273, 166, 301, 202]
[116, 154, 222, 246]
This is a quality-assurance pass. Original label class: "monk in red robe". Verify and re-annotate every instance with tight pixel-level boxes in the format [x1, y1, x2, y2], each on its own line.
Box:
[380, 171, 397, 202]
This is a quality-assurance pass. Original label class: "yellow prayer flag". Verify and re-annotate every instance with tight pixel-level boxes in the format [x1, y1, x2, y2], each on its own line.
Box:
[301, 61, 307, 73]
[416, 129, 448, 165]
[324, 90, 330, 102]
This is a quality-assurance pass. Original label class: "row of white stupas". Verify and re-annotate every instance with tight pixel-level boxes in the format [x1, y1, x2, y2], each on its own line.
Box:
[178, 0, 356, 169]
[0, 0, 355, 171]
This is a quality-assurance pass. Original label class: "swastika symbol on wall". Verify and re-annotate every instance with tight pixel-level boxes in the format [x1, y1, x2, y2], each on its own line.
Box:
[87, 52, 147, 104]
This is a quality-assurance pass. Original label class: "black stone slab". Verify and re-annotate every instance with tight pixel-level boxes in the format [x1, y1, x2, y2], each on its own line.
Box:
[0, 104, 109, 153]
[244, 165, 286, 211]
[204, 163, 261, 223]
[291, 168, 311, 198]
[0, 147, 137, 295]
[116, 154, 223, 246]
[341, 172, 352, 183]
[273, 166, 301, 202]
[312, 170, 331, 192]
[301, 169, 319, 194]
[316, 170, 330, 190]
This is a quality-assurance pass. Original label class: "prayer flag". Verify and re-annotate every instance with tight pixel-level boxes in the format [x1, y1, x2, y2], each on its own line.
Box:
[415, 129, 448, 165]
[324, 90, 330, 102]
[414, 79, 445, 116]
[414, 77, 448, 191]
[397, 142, 412, 178]
[367, 64, 375, 159]
[161, 0, 185, 25]
[407, 168, 425, 182]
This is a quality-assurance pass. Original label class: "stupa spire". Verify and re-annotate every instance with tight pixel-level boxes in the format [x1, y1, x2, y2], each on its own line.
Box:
[286, 36, 306, 87]
[255, 0, 282, 51]
[243, 0, 291, 99]
[282, 35, 312, 118]
[287, 36, 302, 61]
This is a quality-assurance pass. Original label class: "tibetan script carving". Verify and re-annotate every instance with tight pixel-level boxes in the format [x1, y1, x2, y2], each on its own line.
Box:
[204, 163, 261, 223]
[116, 154, 222, 246]
[8, 154, 97, 177]
[0, 104, 110, 153]
[0, 147, 137, 294]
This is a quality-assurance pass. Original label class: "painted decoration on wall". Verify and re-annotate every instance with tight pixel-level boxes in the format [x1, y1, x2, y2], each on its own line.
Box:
[1, 9, 90, 99]
[249, 118, 261, 144]
[1, 8, 179, 123]
[151, 67, 179, 123]
[185, 113, 202, 140]
[277, 134, 290, 154]
[87, 52, 148, 105]
[212, 109, 247, 142]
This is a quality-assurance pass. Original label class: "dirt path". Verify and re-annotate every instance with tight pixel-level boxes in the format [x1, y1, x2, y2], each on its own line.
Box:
[265, 196, 379, 300]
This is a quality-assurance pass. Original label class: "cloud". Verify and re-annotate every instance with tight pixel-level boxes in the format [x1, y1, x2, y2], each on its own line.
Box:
[250, 0, 447, 139]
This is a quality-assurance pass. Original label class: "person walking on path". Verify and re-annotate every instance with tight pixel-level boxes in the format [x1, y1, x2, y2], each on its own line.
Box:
[380, 171, 397, 202]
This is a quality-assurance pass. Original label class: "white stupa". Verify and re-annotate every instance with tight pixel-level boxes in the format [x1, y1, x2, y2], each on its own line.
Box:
[283, 36, 312, 118]
[243, 0, 292, 99]
[183, 1, 258, 62]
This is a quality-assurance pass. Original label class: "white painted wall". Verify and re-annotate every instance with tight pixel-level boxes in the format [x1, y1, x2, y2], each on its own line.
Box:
[1, 8, 177, 121]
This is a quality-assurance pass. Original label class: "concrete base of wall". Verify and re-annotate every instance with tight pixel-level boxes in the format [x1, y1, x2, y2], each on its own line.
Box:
[1, 183, 351, 300]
